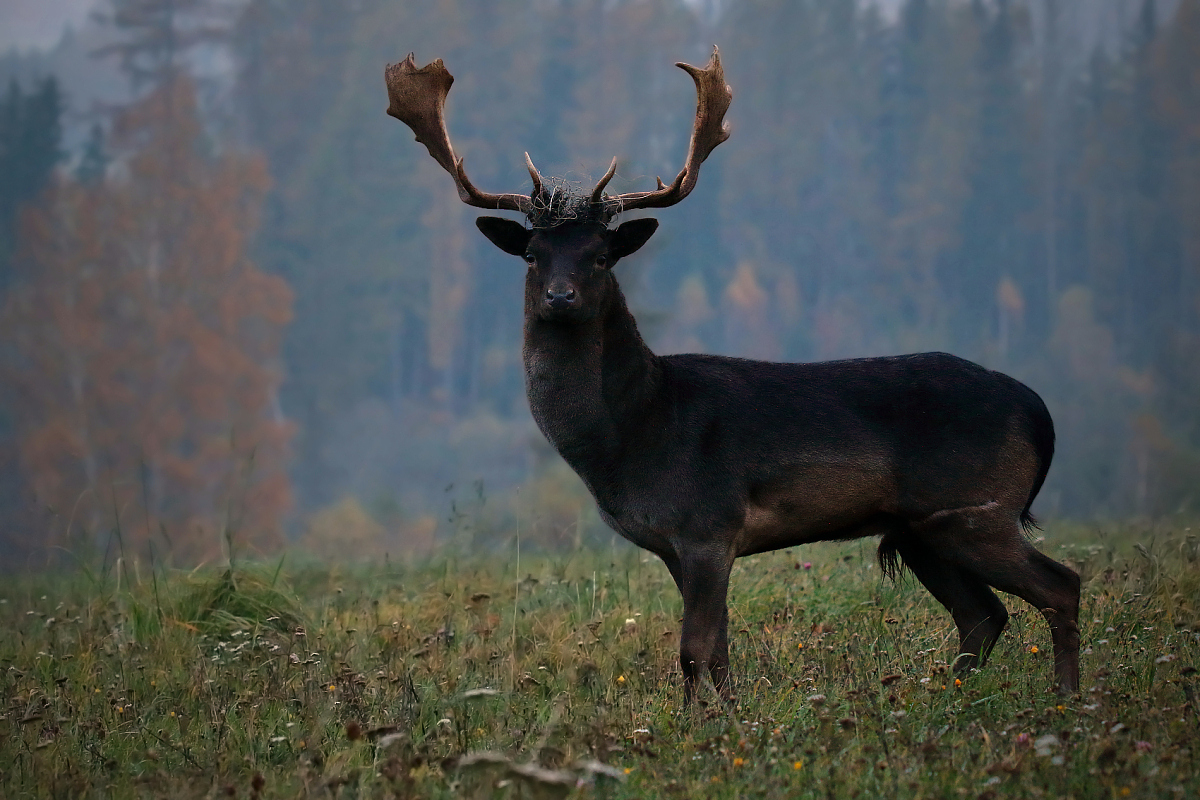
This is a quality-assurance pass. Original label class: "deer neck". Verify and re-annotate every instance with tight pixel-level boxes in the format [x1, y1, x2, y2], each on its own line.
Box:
[523, 282, 661, 474]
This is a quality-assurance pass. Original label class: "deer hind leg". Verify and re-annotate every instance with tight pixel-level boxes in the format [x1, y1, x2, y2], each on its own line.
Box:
[664, 550, 734, 703]
[884, 535, 1009, 675]
[974, 546, 1081, 695]
[913, 508, 1081, 695]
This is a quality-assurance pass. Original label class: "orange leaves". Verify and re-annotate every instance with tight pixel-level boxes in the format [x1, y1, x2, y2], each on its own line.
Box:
[2, 77, 293, 563]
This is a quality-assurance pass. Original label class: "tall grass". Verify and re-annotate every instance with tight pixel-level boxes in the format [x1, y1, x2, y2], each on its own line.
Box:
[1, 522, 1198, 797]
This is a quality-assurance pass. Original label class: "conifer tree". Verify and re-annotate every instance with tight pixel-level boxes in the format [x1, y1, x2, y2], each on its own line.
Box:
[0, 77, 63, 290]
[94, 0, 235, 89]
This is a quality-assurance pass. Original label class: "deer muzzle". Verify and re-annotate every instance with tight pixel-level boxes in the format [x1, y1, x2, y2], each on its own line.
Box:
[544, 286, 578, 311]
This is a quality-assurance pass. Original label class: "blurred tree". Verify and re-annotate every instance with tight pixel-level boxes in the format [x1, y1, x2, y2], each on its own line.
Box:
[876, 0, 930, 218]
[952, 0, 1033, 349]
[0, 76, 64, 562]
[1126, 0, 1183, 370]
[230, 0, 433, 507]
[93, 0, 235, 89]
[1031, 286, 1144, 514]
[0, 77, 63, 290]
[75, 123, 109, 185]
[1143, 0, 1200, 513]
[1, 78, 293, 562]
[719, 0, 882, 360]
[1032, 0, 1066, 305]
[722, 261, 779, 360]
[872, 0, 981, 353]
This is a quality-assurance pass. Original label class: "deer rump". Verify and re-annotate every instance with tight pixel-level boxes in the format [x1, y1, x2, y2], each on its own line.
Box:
[564, 350, 1052, 561]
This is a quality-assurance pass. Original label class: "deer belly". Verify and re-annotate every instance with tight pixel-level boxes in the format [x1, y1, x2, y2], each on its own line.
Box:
[738, 465, 898, 553]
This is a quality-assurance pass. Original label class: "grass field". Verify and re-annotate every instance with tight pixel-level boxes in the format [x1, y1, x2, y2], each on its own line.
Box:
[3, 523, 1199, 798]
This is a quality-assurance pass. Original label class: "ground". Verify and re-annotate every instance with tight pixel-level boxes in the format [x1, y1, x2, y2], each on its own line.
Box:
[2, 522, 1198, 798]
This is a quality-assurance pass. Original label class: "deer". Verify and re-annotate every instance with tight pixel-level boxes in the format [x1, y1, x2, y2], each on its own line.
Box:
[383, 48, 1081, 701]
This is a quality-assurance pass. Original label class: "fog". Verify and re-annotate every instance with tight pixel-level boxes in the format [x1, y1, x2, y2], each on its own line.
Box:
[0, 0, 96, 52]
[1, 0, 1197, 567]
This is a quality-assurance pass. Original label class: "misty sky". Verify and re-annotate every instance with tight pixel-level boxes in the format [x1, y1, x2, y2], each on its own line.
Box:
[2, 0, 1194, 549]
[0, 0, 95, 51]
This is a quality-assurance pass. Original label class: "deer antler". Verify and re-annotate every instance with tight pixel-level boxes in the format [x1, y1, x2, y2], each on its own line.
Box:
[594, 46, 732, 218]
[386, 50, 730, 222]
[385, 53, 542, 213]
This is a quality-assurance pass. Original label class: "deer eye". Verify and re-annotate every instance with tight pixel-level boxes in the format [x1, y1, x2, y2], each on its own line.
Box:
[523, 253, 536, 266]
[595, 255, 608, 268]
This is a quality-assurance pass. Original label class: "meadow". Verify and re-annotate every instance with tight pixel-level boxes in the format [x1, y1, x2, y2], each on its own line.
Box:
[2, 523, 1198, 798]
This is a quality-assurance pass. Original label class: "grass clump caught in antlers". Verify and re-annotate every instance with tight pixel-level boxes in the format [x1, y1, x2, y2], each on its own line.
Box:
[2, 522, 1199, 798]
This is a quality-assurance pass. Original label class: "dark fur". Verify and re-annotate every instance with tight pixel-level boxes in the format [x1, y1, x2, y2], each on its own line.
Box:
[478, 215, 1081, 700]
[878, 382, 1054, 579]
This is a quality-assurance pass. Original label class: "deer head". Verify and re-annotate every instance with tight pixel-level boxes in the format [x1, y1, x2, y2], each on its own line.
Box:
[384, 48, 732, 321]
[476, 216, 659, 322]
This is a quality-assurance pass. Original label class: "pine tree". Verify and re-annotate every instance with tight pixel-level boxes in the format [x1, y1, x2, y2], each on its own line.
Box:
[0, 77, 63, 290]
[953, 0, 1031, 349]
[863, 1, 984, 353]
[94, 0, 235, 89]
[0, 76, 64, 544]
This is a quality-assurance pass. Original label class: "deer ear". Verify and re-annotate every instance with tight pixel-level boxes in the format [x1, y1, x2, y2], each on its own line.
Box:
[609, 218, 659, 261]
[476, 217, 531, 256]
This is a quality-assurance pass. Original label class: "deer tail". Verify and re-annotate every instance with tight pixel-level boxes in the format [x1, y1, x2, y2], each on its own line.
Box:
[878, 532, 904, 581]
[1020, 387, 1056, 535]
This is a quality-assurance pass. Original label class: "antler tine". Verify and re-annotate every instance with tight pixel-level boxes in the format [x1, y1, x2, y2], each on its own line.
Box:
[385, 54, 533, 214]
[524, 152, 544, 199]
[602, 46, 732, 217]
[590, 157, 618, 205]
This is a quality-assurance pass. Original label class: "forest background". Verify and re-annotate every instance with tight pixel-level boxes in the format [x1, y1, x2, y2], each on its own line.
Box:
[0, 0, 1198, 568]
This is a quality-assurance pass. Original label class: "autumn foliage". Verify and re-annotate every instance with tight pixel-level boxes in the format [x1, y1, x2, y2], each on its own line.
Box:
[2, 77, 293, 564]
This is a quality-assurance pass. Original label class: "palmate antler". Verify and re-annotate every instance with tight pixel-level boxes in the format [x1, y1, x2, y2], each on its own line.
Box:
[591, 47, 732, 218]
[384, 48, 732, 222]
[384, 53, 543, 213]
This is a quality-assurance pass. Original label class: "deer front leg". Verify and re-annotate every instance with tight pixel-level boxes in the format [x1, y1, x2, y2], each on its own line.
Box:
[664, 547, 734, 704]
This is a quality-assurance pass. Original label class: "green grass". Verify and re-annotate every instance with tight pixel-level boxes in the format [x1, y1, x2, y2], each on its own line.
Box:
[2, 523, 1199, 798]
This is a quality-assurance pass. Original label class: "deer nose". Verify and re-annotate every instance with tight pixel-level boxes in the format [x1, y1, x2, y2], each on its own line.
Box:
[545, 287, 577, 310]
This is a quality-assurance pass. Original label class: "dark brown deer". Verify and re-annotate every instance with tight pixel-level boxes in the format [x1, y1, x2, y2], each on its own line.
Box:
[384, 49, 1081, 699]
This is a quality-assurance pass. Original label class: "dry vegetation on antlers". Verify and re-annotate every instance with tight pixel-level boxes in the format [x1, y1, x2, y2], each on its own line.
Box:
[3, 525, 1200, 798]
